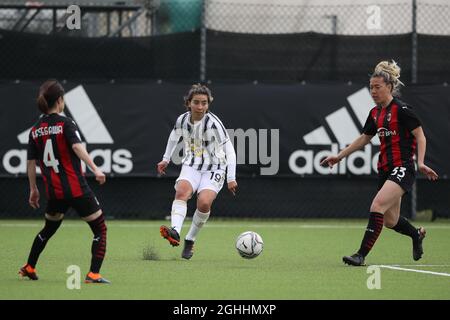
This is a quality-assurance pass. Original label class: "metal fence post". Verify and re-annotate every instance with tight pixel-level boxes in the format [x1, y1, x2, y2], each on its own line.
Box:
[411, 0, 418, 219]
[200, 0, 207, 82]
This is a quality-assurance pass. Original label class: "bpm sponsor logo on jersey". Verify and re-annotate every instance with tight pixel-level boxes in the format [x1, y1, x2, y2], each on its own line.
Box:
[289, 88, 380, 175]
[3, 85, 133, 175]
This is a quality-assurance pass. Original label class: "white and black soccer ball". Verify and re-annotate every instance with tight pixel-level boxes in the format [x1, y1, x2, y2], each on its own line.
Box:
[235, 231, 264, 259]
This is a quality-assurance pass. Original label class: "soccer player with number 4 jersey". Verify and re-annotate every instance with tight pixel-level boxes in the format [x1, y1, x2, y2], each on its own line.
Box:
[157, 84, 237, 260]
[19, 80, 110, 283]
[321, 61, 438, 266]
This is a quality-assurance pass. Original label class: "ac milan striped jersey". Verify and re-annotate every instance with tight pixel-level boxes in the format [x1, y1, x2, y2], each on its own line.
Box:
[363, 98, 422, 172]
[27, 113, 93, 199]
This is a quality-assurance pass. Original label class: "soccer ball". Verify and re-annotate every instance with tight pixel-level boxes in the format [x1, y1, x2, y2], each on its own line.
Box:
[235, 231, 264, 259]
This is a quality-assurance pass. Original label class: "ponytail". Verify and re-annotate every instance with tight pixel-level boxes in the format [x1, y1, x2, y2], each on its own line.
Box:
[36, 80, 65, 114]
[371, 60, 404, 96]
[37, 94, 49, 114]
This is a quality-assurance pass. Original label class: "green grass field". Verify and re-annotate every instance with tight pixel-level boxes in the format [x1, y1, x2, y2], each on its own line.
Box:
[1, 219, 449, 300]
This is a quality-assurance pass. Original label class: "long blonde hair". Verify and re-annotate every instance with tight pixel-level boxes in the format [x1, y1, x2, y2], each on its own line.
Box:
[371, 60, 405, 96]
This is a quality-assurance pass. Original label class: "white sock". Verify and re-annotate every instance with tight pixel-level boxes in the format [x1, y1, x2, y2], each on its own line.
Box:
[171, 200, 187, 235]
[185, 209, 210, 241]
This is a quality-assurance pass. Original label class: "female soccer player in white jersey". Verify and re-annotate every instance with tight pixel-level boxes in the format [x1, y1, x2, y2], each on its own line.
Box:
[157, 84, 237, 259]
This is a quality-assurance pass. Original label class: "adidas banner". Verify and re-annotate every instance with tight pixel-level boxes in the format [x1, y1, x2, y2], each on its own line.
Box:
[0, 81, 448, 178]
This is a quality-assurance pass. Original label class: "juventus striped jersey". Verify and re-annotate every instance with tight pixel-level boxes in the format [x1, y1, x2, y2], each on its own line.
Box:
[162, 111, 236, 179]
[363, 98, 422, 172]
[27, 113, 92, 199]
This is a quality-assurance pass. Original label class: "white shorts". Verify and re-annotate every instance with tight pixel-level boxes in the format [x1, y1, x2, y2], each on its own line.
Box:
[175, 165, 226, 195]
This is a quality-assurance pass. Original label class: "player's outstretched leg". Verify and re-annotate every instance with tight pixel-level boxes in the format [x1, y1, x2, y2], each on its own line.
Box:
[412, 227, 426, 261]
[389, 216, 426, 261]
[343, 212, 384, 266]
[85, 213, 110, 284]
[160, 225, 181, 247]
[183, 209, 210, 259]
[20, 215, 63, 279]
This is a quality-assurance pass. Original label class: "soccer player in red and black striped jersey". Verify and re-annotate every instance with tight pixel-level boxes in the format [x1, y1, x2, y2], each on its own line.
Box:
[321, 60, 438, 266]
[19, 80, 110, 283]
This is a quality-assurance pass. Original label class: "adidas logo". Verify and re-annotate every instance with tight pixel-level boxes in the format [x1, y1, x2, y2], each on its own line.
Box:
[289, 88, 381, 175]
[3, 85, 133, 175]
[17, 86, 113, 144]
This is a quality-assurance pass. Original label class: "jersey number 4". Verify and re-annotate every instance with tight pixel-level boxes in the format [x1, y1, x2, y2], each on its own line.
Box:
[43, 140, 60, 173]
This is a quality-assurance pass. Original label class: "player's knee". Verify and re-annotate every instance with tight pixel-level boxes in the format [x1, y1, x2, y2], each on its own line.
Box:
[176, 193, 190, 200]
[197, 200, 211, 213]
[45, 213, 64, 221]
[175, 185, 192, 201]
[82, 210, 102, 222]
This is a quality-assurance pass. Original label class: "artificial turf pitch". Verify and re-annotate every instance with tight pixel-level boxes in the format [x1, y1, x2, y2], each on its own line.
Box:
[1, 219, 449, 300]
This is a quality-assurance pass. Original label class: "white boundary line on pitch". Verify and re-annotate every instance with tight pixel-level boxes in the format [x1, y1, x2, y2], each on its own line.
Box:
[2, 223, 450, 229]
[388, 264, 450, 267]
[376, 265, 450, 277]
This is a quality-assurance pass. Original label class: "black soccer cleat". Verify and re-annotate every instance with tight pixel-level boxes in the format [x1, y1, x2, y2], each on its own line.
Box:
[343, 253, 366, 266]
[18, 264, 38, 280]
[412, 227, 426, 261]
[181, 239, 195, 260]
[160, 225, 180, 247]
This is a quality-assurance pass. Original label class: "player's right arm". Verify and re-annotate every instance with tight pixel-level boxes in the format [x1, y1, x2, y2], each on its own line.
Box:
[27, 131, 39, 209]
[321, 134, 373, 168]
[157, 115, 184, 175]
[64, 119, 105, 185]
[72, 144, 105, 185]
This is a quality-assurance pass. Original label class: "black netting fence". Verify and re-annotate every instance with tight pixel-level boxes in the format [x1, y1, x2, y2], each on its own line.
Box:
[0, 1, 449, 220]
[1, 176, 448, 220]
[0, 1, 449, 83]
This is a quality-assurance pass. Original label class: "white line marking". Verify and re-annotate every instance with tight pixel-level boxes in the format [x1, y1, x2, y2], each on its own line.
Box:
[388, 265, 450, 268]
[377, 265, 450, 277]
[2, 223, 450, 229]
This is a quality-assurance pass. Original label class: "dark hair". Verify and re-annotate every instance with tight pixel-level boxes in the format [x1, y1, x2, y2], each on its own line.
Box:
[37, 79, 65, 114]
[183, 83, 213, 110]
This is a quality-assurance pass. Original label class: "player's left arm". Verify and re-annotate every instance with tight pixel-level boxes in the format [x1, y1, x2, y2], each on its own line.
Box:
[400, 106, 438, 181]
[224, 139, 237, 196]
[411, 126, 438, 180]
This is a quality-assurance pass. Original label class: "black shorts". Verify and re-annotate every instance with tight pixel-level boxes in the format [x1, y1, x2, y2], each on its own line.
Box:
[46, 196, 101, 218]
[377, 166, 416, 193]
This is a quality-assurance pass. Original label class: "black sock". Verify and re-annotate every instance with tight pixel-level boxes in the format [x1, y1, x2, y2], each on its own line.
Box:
[358, 212, 384, 257]
[87, 214, 107, 273]
[390, 216, 418, 238]
[27, 219, 62, 268]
